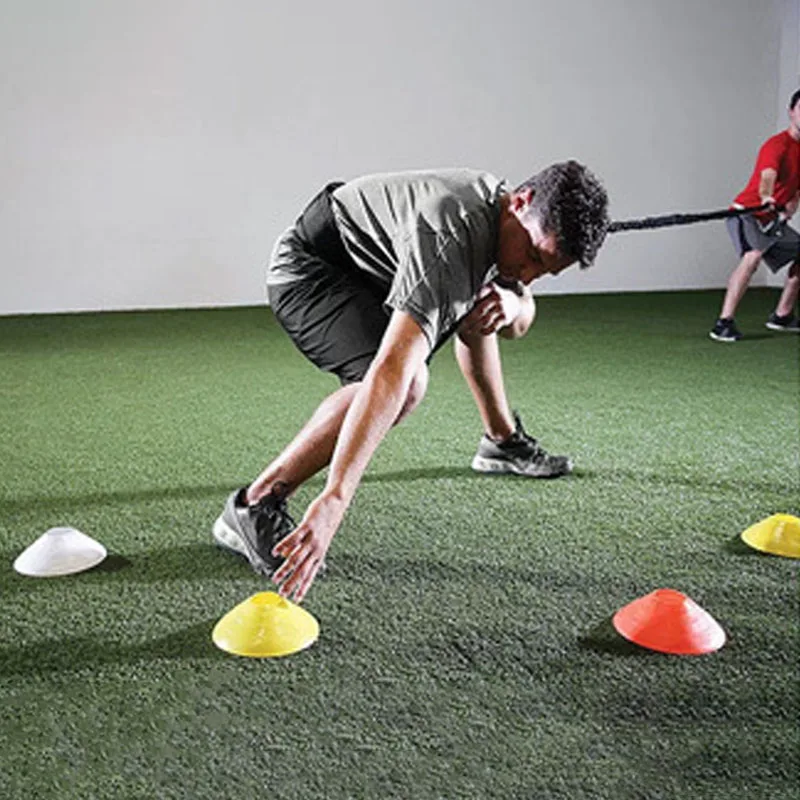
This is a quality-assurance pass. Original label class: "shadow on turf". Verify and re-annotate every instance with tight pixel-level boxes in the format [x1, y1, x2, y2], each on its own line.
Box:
[92, 553, 134, 572]
[0, 620, 222, 677]
[0, 468, 479, 515]
[732, 333, 773, 342]
[0, 482, 242, 514]
[0, 544, 257, 594]
[361, 466, 477, 484]
[0, 551, 133, 590]
[577, 616, 652, 657]
[326, 552, 619, 594]
[575, 467, 785, 496]
[723, 534, 763, 556]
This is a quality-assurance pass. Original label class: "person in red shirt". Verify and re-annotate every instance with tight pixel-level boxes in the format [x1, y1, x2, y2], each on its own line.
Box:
[710, 90, 800, 341]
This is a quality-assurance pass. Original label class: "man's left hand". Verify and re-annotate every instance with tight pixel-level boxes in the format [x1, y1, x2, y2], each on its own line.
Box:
[461, 282, 521, 337]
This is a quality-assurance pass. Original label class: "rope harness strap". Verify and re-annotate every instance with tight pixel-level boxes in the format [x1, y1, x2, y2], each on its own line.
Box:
[608, 202, 783, 234]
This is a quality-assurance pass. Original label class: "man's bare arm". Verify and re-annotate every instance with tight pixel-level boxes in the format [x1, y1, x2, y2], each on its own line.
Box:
[326, 311, 429, 502]
[758, 168, 777, 205]
[272, 310, 430, 601]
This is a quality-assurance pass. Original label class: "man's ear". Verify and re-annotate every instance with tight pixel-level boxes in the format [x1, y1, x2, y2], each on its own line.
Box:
[511, 187, 534, 214]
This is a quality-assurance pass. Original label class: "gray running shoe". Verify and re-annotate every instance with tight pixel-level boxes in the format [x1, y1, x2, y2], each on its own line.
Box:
[471, 412, 573, 478]
[212, 487, 294, 577]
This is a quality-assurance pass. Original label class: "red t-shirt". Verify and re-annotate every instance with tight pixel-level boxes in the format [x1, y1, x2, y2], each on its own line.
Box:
[734, 130, 800, 214]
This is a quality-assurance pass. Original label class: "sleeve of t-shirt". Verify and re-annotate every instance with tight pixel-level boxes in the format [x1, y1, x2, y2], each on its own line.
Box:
[384, 228, 449, 349]
[385, 222, 476, 350]
[755, 137, 785, 173]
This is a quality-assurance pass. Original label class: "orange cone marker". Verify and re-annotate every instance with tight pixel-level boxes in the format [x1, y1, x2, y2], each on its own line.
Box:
[613, 589, 726, 655]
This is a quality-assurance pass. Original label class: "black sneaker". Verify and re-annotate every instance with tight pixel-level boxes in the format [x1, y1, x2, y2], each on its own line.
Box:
[212, 487, 294, 577]
[471, 411, 573, 478]
[709, 318, 742, 342]
[766, 312, 800, 332]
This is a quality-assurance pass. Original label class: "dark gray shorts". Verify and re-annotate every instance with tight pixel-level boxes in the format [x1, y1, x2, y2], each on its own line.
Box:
[726, 214, 800, 273]
[267, 227, 390, 385]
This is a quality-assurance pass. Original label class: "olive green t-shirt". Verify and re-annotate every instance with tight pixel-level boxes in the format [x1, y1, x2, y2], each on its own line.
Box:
[331, 169, 505, 349]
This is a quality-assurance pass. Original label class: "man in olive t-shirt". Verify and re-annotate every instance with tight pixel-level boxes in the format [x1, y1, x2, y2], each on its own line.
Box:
[267, 169, 504, 359]
[214, 161, 609, 602]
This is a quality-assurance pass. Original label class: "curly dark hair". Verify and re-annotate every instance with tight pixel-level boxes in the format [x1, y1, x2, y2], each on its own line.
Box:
[516, 160, 610, 268]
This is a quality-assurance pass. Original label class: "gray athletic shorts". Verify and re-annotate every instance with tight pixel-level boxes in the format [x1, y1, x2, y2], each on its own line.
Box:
[726, 214, 800, 273]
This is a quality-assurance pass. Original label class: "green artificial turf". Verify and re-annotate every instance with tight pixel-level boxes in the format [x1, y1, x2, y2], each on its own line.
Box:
[0, 289, 798, 799]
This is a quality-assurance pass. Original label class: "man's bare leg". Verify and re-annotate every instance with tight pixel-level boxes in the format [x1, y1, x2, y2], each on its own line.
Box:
[720, 250, 763, 319]
[775, 260, 800, 317]
[246, 383, 360, 503]
[455, 329, 572, 477]
[454, 331, 515, 441]
[246, 364, 430, 503]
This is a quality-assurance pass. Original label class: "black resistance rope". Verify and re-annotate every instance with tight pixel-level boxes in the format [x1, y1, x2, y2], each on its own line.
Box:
[608, 202, 780, 233]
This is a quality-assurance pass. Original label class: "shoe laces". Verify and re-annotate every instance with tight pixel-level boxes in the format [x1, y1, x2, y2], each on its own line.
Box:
[252, 489, 296, 543]
[502, 412, 547, 464]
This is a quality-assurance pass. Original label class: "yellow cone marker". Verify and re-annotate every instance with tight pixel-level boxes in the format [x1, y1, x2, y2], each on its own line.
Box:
[741, 514, 800, 559]
[212, 592, 319, 658]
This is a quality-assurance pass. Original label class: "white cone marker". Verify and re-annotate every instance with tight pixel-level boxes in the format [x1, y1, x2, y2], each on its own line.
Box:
[13, 527, 107, 577]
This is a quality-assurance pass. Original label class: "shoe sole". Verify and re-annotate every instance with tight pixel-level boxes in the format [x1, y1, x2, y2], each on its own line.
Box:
[765, 322, 800, 332]
[471, 455, 572, 478]
[709, 332, 740, 342]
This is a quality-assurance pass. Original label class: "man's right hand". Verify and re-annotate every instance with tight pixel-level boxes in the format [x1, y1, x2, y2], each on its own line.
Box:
[270, 310, 430, 603]
[271, 490, 346, 603]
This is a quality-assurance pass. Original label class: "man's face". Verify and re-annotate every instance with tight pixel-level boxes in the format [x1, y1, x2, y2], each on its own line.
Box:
[790, 100, 800, 132]
[496, 189, 575, 284]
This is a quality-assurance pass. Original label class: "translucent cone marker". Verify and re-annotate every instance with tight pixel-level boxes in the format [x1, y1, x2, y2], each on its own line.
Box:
[612, 589, 726, 655]
[14, 527, 107, 577]
[741, 514, 800, 559]
[212, 592, 319, 658]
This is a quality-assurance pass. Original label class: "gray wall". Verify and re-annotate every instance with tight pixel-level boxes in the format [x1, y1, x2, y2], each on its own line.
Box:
[0, 0, 785, 315]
